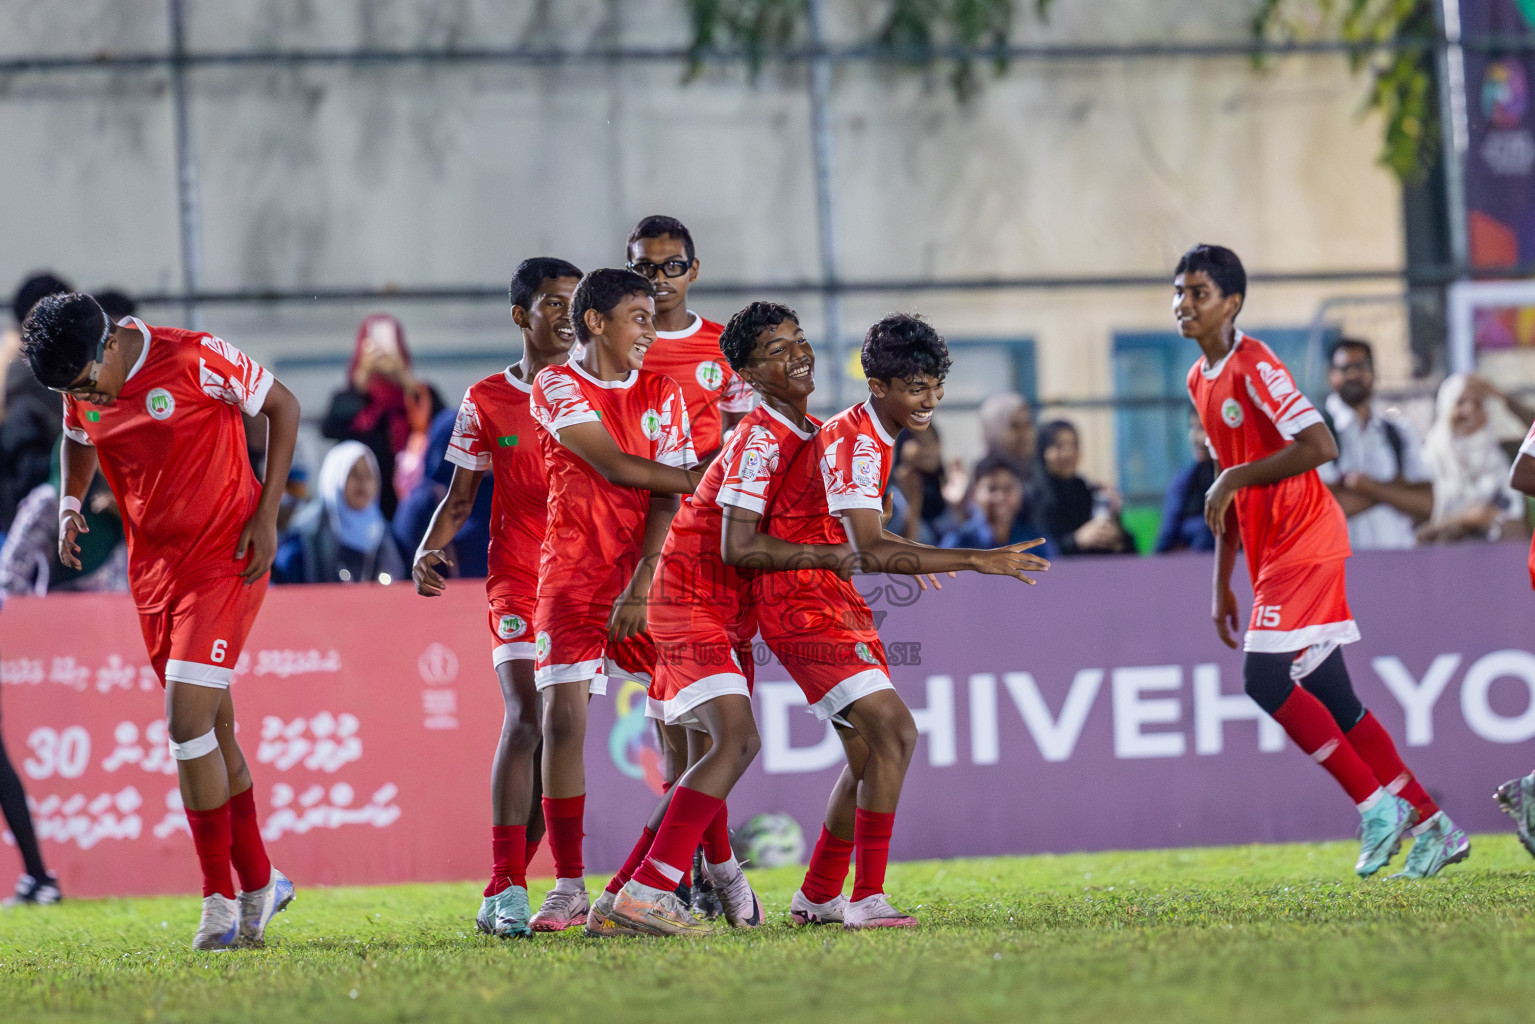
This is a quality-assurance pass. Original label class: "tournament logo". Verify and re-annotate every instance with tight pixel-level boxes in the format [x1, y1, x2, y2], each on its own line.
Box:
[1220, 398, 1243, 428]
[535, 631, 551, 663]
[640, 409, 663, 440]
[497, 614, 526, 641]
[1483, 59, 1528, 131]
[695, 361, 725, 391]
[145, 388, 175, 420]
[854, 641, 878, 666]
[740, 449, 764, 482]
[850, 433, 881, 489]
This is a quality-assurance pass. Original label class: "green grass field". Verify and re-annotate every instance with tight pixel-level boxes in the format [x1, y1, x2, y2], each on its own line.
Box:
[4, 835, 1535, 1024]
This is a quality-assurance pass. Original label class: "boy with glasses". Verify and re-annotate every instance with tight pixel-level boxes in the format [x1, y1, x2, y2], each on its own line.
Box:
[24, 293, 301, 948]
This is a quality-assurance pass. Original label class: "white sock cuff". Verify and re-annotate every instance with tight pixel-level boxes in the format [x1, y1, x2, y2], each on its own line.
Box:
[1410, 811, 1442, 836]
[1356, 788, 1386, 813]
[168, 727, 219, 761]
[553, 876, 587, 893]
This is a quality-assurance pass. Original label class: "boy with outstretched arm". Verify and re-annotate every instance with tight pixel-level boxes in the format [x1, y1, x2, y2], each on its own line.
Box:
[726, 312, 1048, 927]
[1178, 243, 1466, 879]
[412, 258, 582, 937]
[525, 268, 702, 931]
[26, 293, 300, 950]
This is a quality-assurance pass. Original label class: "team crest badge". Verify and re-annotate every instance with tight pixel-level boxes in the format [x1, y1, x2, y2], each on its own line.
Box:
[535, 631, 551, 663]
[497, 614, 526, 641]
[695, 361, 725, 391]
[854, 641, 878, 666]
[146, 388, 175, 420]
[1220, 398, 1243, 428]
[640, 409, 663, 440]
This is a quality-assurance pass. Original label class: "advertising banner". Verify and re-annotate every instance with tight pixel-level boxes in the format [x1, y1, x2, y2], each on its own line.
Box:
[1462, 0, 1535, 347]
[2, 543, 1532, 897]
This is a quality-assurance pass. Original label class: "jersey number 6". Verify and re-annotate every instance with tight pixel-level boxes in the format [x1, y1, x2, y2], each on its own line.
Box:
[211, 638, 229, 663]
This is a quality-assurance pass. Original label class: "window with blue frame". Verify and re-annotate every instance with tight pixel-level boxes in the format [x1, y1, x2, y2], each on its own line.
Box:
[1112, 327, 1332, 505]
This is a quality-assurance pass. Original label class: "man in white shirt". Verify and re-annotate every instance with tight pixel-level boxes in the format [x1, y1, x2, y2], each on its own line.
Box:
[1316, 338, 1434, 549]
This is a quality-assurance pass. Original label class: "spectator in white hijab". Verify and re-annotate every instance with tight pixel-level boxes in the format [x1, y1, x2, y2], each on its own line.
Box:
[1416, 374, 1526, 544]
[287, 440, 405, 583]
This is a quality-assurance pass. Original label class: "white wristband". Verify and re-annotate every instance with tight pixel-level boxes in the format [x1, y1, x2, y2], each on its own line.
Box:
[60, 496, 83, 518]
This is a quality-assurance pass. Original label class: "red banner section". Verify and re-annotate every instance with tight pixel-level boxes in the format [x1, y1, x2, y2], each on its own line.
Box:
[3, 542, 1533, 897]
[0, 585, 557, 897]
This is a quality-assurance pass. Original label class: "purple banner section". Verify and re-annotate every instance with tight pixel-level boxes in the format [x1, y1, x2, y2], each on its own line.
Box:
[1462, 0, 1535, 294]
[581, 542, 1535, 870]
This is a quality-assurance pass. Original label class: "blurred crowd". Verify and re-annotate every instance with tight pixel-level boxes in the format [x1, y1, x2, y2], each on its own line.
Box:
[0, 272, 1530, 600]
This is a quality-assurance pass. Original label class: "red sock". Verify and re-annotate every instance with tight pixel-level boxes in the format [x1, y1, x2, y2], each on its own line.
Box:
[541, 794, 585, 880]
[485, 824, 527, 896]
[227, 787, 272, 893]
[702, 803, 733, 864]
[633, 787, 722, 892]
[606, 826, 657, 895]
[1271, 689, 1380, 805]
[185, 803, 236, 899]
[526, 832, 543, 865]
[1346, 712, 1439, 819]
[801, 826, 854, 904]
[852, 809, 895, 902]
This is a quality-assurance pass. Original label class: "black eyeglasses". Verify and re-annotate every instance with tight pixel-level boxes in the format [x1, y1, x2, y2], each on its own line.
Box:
[48, 315, 113, 396]
[627, 258, 692, 280]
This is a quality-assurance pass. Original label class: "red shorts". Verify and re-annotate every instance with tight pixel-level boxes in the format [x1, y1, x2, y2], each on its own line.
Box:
[138, 574, 267, 689]
[486, 574, 536, 669]
[1244, 557, 1360, 658]
[755, 569, 892, 722]
[647, 564, 755, 729]
[533, 590, 655, 695]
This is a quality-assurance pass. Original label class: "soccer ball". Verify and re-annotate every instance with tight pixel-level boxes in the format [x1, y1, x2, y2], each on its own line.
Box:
[733, 812, 806, 868]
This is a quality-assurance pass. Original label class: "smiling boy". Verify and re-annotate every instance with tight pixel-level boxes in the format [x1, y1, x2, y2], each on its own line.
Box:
[525, 268, 702, 931]
[1177, 243, 1466, 879]
[412, 257, 582, 938]
[728, 312, 1048, 927]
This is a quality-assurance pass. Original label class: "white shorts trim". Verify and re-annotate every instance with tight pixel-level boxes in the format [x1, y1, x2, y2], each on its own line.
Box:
[1244, 620, 1361, 655]
[492, 642, 536, 668]
[603, 656, 652, 689]
[535, 659, 607, 695]
[1291, 640, 1343, 681]
[808, 668, 894, 723]
[163, 659, 233, 689]
[645, 671, 752, 729]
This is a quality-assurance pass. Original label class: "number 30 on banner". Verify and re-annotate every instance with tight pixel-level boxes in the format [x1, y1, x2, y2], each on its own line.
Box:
[24, 726, 91, 780]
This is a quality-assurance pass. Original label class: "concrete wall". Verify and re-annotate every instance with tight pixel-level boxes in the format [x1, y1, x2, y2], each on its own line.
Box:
[0, 0, 1406, 485]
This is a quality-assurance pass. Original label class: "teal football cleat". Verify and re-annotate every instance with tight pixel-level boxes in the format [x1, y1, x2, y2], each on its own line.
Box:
[1355, 792, 1414, 877]
[1391, 813, 1470, 879]
[1494, 772, 1535, 859]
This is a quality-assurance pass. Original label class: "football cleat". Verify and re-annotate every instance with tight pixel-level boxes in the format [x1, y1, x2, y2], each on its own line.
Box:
[610, 880, 713, 937]
[690, 847, 724, 920]
[584, 888, 651, 938]
[236, 867, 295, 947]
[1355, 792, 1415, 877]
[789, 889, 846, 926]
[193, 893, 241, 951]
[706, 862, 763, 929]
[529, 884, 590, 932]
[2, 872, 62, 908]
[476, 884, 532, 939]
[842, 892, 918, 930]
[1390, 813, 1470, 879]
[1494, 772, 1535, 859]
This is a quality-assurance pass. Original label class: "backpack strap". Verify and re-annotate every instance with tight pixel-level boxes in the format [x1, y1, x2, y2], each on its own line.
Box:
[1323, 405, 1405, 479]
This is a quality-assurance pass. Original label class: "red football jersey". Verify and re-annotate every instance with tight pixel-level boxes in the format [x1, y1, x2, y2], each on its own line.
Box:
[657, 403, 820, 610]
[645, 313, 753, 456]
[531, 361, 696, 601]
[444, 367, 548, 590]
[1187, 332, 1350, 581]
[761, 399, 896, 546]
[61, 318, 273, 611]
